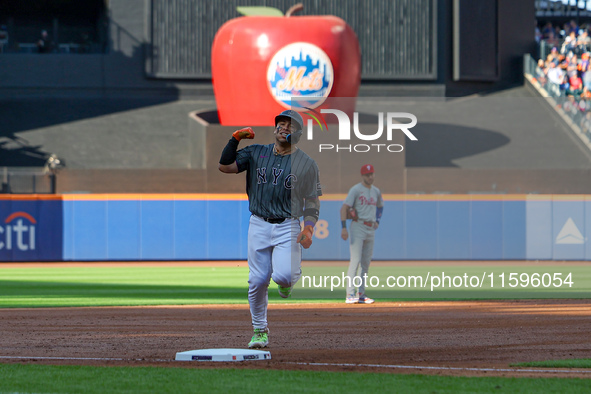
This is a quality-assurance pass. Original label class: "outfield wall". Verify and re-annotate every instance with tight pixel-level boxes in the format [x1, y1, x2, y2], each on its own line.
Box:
[0, 194, 590, 262]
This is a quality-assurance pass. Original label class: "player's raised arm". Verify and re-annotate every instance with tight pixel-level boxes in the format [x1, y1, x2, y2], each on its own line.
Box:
[218, 127, 255, 173]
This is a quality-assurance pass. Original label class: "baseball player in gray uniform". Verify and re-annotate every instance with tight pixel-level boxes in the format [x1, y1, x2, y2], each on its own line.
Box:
[340, 164, 384, 304]
[219, 110, 322, 348]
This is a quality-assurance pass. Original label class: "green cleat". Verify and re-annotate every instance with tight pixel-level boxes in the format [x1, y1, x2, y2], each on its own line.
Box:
[278, 285, 292, 298]
[248, 328, 269, 348]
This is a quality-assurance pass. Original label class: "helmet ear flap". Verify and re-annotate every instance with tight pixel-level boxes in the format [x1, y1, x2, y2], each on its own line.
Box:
[287, 130, 303, 144]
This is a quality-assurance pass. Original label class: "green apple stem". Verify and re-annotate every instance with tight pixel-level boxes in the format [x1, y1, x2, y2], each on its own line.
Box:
[285, 3, 304, 17]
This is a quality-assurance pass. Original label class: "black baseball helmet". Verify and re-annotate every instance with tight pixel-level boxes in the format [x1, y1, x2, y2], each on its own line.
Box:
[275, 110, 304, 144]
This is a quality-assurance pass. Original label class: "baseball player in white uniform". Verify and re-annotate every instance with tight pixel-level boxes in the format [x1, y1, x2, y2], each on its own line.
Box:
[340, 164, 384, 304]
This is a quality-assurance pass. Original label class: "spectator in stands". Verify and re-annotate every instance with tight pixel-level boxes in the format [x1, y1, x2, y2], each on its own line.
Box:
[567, 53, 579, 71]
[567, 73, 584, 97]
[542, 22, 556, 38]
[576, 29, 591, 55]
[558, 56, 569, 77]
[569, 20, 579, 35]
[562, 20, 579, 38]
[583, 72, 591, 91]
[559, 73, 570, 92]
[561, 30, 577, 55]
[536, 59, 548, 85]
[582, 54, 591, 90]
[547, 61, 565, 86]
[37, 30, 54, 53]
[581, 52, 590, 69]
[561, 22, 570, 37]
[546, 54, 555, 67]
[560, 54, 570, 70]
[548, 47, 561, 65]
[535, 22, 591, 112]
[546, 32, 561, 49]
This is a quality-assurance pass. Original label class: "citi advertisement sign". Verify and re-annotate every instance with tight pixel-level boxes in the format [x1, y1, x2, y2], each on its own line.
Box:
[1, 211, 36, 251]
[303, 108, 418, 153]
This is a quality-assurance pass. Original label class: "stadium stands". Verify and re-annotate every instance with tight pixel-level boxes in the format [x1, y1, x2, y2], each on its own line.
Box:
[531, 21, 591, 148]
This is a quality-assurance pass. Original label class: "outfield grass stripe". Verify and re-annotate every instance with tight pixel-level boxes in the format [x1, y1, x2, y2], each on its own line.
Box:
[2, 363, 591, 394]
[287, 362, 591, 375]
[0, 356, 131, 361]
[1, 356, 590, 376]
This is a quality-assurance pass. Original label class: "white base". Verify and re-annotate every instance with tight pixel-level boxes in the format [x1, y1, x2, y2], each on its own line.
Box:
[175, 348, 271, 362]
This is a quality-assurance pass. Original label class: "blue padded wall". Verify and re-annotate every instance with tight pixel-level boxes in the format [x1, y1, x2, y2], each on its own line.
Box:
[3, 194, 589, 261]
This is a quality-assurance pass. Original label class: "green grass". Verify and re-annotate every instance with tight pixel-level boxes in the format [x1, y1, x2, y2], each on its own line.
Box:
[1, 265, 590, 393]
[1, 364, 590, 394]
[0, 265, 336, 308]
[513, 359, 591, 368]
[0, 266, 252, 307]
[1, 264, 589, 308]
[295, 264, 591, 300]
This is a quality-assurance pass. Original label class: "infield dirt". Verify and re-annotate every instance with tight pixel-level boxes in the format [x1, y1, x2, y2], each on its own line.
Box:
[1, 300, 590, 378]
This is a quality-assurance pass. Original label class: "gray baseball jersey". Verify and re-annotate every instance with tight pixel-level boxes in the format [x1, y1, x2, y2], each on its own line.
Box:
[236, 144, 322, 218]
[344, 183, 384, 221]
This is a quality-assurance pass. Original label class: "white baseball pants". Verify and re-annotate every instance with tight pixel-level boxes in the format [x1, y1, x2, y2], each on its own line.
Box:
[247, 215, 302, 329]
[346, 220, 375, 297]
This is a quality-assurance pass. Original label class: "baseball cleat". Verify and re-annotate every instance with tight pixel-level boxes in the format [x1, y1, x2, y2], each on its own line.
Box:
[278, 285, 292, 298]
[248, 328, 269, 348]
[345, 296, 359, 304]
[358, 296, 375, 304]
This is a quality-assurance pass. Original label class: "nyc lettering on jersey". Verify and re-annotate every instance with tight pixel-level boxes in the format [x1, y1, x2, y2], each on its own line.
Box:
[257, 167, 296, 189]
[0, 212, 36, 251]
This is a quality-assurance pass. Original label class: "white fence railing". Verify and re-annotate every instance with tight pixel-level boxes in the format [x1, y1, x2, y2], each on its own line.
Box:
[1, 167, 56, 194]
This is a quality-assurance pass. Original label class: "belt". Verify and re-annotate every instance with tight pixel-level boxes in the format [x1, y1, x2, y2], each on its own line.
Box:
[258, 216, 289, 224]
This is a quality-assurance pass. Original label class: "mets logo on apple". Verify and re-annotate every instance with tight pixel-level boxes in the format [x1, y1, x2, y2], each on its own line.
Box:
[267, 42, 334, 110]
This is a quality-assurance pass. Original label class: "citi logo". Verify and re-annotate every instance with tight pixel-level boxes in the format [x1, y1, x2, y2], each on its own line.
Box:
[303, 108, 418, 153]
[0, 212, 36, 251]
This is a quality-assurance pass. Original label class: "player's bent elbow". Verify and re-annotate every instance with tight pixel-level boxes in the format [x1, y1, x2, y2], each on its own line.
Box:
[218, 163, 238, 173]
